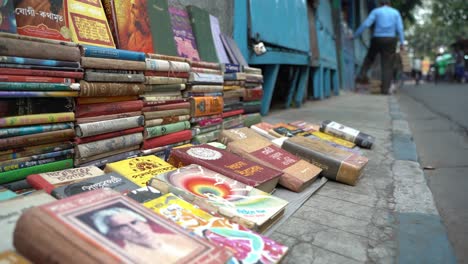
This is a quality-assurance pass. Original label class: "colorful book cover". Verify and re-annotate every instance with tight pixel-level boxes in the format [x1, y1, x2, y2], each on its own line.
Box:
[146, 193, 288, 263]
[0, 56, 79, 68]
[187, 5, 218, 63]
[0, 159, 74, 184]
[144, 121, 191, 139]
[190, 96, 224, 117]
[0, 112, 75, 128]
[14, 189, 232, 263]
[0, 1, 17, 33]
[149, 164, 288, 232]
[14, 0, 115, 48]
[168, 4, 200, 61]
[104, 155, 176, 187]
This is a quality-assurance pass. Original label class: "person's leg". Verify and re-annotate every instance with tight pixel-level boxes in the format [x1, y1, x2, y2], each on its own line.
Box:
[379, 37, 397, 94]
[357, 38, 378, 82]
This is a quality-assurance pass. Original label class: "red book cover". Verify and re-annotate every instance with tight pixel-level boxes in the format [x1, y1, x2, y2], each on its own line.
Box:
[75, 100, 144, 118]
[27, 174, 56, 193]
[222, 109, 244, 118]
[0, 75, 74, 83]
[0, 68, 84, 79]
[145, 71, 190, 78]
[142, 102, 190, 112]
[168, 144, 283, 193]
[74, 127, 144, 144]
[243, 87, 263, 101]
[142, 129, 192, 149]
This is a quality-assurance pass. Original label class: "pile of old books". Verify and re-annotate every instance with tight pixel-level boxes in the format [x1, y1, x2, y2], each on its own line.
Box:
[74, 46, 146, 168]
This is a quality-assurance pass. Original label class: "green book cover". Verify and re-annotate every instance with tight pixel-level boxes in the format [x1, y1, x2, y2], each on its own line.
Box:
[145, 121, 191, 139]
[150, 0, 178, 56]
[0, 159, 74, 184]
[187, 5, 219, 63]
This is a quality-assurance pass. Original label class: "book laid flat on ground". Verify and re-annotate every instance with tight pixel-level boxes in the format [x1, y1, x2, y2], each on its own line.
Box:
[167, 144, 283, 193]
[281, 136, 369, 186]
[104, 155, 176, 187]
[0, 191, 56, 252]
[13, 189, 232, 264]
[145, 193, 289, 264]
[149, 164, 288, 233]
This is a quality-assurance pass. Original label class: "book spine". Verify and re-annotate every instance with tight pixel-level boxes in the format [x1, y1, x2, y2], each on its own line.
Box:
[0, 56, 80, 68]
[189, 73, 224, 83]
[191, 96, 224, 117]
[222, 63, 241, 73]
[143, 84, 186, 92]
[75, 145, 139, 165]
[76, 133, 143, 158]
[192, 124, 221, 135]
[188, 85, 223, 93]
[0, 91, 79, 97]
[1, 98, 74, 116]
[79, 81, 145, 97]
[0, 129, 75, 150]
[0, 154, 72, 173]
[1, 179, 32, 192]
[141, 140, 189, 155]
[243, 88, 263, 101]
[222, 109, 244, 118]
[0, 159, 74, 184]
[75, 116, 144, 137]
[224, 73, 246, 81]
[81, 45, 145, 61]
[0, 149, 74, 167]
[145, 76, 187, 85]
[320, 120, 374, 149]
[0, 68, 84, 79]
[191, 130, 220, 144]
[76, 96, 138, 105]
[183, 91, 223, 97]
[145, 59, 191, 72]
[76, 150, 140, 169]
[190, 60, 221, 70]
[191, 67, 223, 74]
[190, 114, 222, 123]
[0, 82, 78, 91]
[145, 121, 191, 139]
[146, 53, 188, 62]
[101, 0, 119, 48]
[223, 102, 243, 112]
[0, 38, 80, 61]
[142, 102, 190, 112]
[144, 109, 191, 120]
[144, 71, 190, 78]
[85, 69, 142, 74]
[0, 63, 83, 72]
[197, 117, 223, 127]
[0, 75, 74, 83]
[80, 57, 146, 71]
[76, 100, 143, 118]
[74, 127, 144, 145]
[0, 112, 75, 128]
[0, 142, 73, 161]
[84, 72, 145, 83]
[224, 80, 245, 86]
[142, 130, 192, 149]
[0, 122, 74, 138]
[144, 115, 190, 127]
[222, 117, 244, 129]
[75, 111, 141, 124]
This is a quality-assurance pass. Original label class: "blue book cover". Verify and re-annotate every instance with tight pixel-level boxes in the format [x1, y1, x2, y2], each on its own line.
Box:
[0, 122, 74, 138]
[223, 63, 240, 73]
[0, 56, 80, 68]
[0, 187, 17, 201]
[81, 45, 146, 61]
[0, 0, 17, 34]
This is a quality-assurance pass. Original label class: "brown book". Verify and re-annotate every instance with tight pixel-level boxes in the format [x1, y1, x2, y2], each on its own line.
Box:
[14, 189, 232, 264]
[0, 129, 75, 150]
[76, 96, 139, 105]
[79, 81, 145, 97]
[142, 102, 190, 112]
[226, 136, 322, 192]
[0, 37, 80, 62]
[81, 57, 146, 71]
[75, 111, 142, 124]
[168, 144, 282, 193]
[143, 108, 190, 120]
[76, 100, 144, 118]
[282, 136, 368, 186]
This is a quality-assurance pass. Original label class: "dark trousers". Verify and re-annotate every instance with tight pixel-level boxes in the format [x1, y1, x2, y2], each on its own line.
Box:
[358, 37, 398, 94]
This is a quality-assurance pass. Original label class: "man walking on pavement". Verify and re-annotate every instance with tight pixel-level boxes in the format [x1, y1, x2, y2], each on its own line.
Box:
[352, 0, 405, 94]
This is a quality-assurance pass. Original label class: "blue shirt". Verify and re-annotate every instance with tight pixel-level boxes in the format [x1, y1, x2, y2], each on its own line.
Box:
[354, 6, 404, 43]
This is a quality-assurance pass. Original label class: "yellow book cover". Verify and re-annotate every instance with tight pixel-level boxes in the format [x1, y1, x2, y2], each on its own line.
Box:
[104, 155, 175, 187]
[311, 131, 356, 148]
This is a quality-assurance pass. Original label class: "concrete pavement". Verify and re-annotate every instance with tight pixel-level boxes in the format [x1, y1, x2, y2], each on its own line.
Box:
[260, 91, 456, 263]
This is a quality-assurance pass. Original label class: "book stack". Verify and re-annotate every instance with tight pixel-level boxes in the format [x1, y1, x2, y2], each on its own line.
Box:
[0, 33, 82, 186]
[74, 46, 146, 168]
[222, 67, 246, 130]
[141, 54, 193, 157]
[242, 66, 264, 115]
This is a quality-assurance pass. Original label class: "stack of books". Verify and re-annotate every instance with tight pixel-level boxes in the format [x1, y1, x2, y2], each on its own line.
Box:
[242, 66, 264, 115]
[0, 34, 81, 186]
[141, 54, 193, 157]
[74, 46, 146, 168]
[222, 67, 246, 130]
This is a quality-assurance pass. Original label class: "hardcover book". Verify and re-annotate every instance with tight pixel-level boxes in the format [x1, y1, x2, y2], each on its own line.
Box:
[14, 0, 115, 48]
[149, 164, 288, 233]
[27, 166, 104, 193]
[75, 133, 143, 159]
[144, 121, 191, 139]
[0, 159, 74, 184]
[104, 155, 176, 187]
[145, 193, 289, 263]
[282, 136, 368, 186]
[187, 5, 218, 63]
[167, 144, 282, 193]
[226, 135, 322, 192]
[141, 129, 192, 150]
[51, 172, 140, 199]
[0, 191, 55, 251]
[13, 189, 232, 263]
[0, 1, 17, 33]
[320, 120, 375, 149]
[190, 96, 223, 117]
[168, 4, 200, 61]
[218, 127, 267, 145]
[0, 97, 74, 116]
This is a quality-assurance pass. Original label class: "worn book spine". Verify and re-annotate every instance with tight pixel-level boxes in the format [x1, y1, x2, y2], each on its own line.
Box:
[242, 113, 261, 127]
[85, 69, 143, 74]
[222, 109, 244, 119]
[197, 117, 223, 127]
[141, 140, 189, 155]
[0, 154, 72, 173]
[0, 129, 75, 150]
[190, 96, 224, 117]
[223, 102, 243, 112]
[223, 72, 246, 81]
[0, 32, 76, 45]
[223, 89, 245, 98]
[75, 116, 144, 137]
[144, 108, 191, 120]
[0, 56, 79, 68]
[76, 96, 138, 105]
[242, 101, 261, 114]
[144, 115, 190, 127]
[222, 116, 244, 130]
[0, 75, 73, 83]
[142, 99, 188, 106]
[0, 37, 81, 62]
[0, 63, 82, 73]
[79, 81, 145, 97]
[145, 76, 187, 85]
[76, 133, 143, 158]
[75, 145, 139, 165]
[222, 63, 241, 73]
[80, 57, 146, 70]
[191, 67, 223, 74]
[76, 100, 143, 118]
[0, 68, 83, 79]
[189, 72, 224, 84]
[142, 129, 192, 149]
[0, 149, 74, 168]
[0, 159, 73, 184]
[223, 80, 245, 86]
[76, 149, 140, 169]
[142, 96, 182, 101]
[75, 111, 141, 124]
[0, 142, 73, 161]
[81, 45, 146, 61]
[189, 60, 221, 70]
[320, 120, 375, 149]
[243, 66, 262, 75]
[0, 122, 73, 138]
[145, 121, 191, 139]
[75, 127, 144, 145]
[0, 82, 78, 91]
[188, 85, 223, 93]
[191, 130, 220, 144]
[145, 59, 191, 72]
[84, 72, 145, 83]
[0, 91, 79, 97]
[0, 112, 75, 128]
[1, 97, 73, 116]
[142, 102, 190, 112]
[243, 88, 263, 101]
[145, 71, 190, 79]
[142, 90, 182, 98]
[146, 53, 187, 62]
[192, 124, 221, 135]
[190, 114, 222, 124]
[144, 83, 186, 92]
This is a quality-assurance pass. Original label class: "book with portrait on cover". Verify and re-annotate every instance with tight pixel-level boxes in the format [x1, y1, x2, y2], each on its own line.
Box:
[13, 189, 232, 264]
